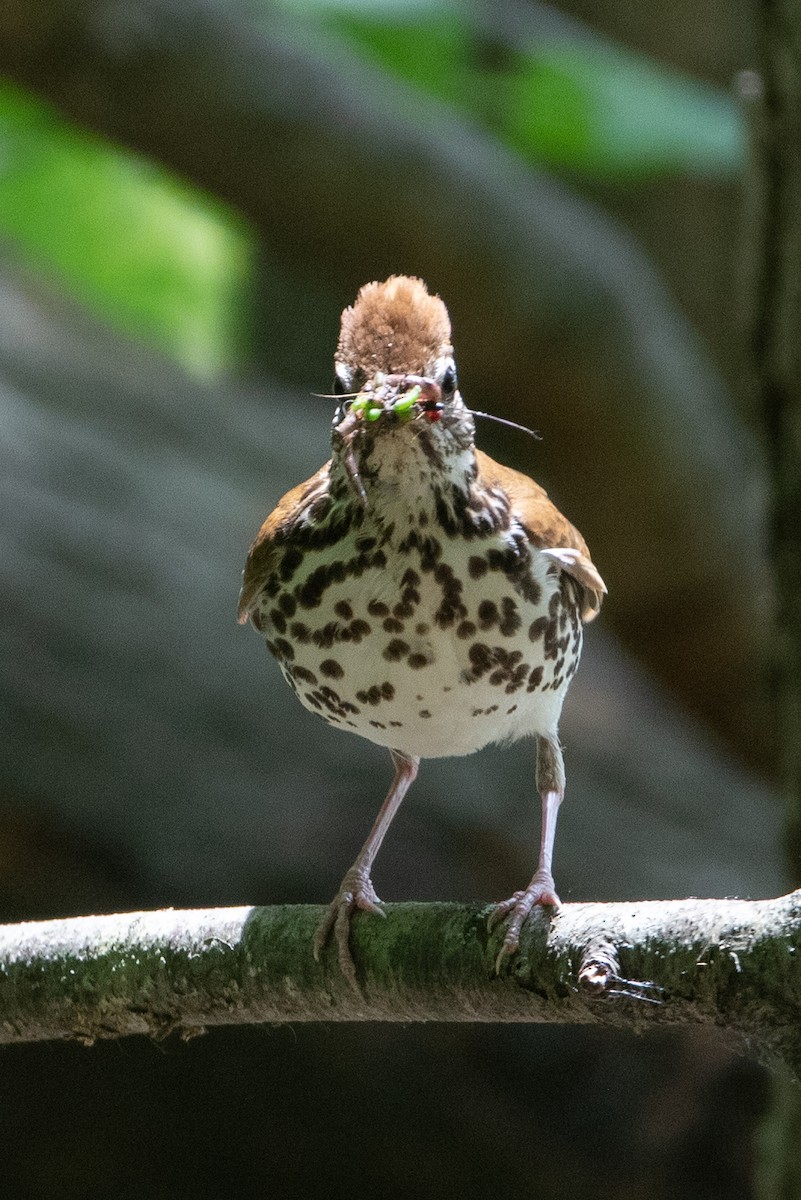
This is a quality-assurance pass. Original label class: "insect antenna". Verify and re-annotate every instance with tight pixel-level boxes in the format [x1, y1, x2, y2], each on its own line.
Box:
[468, 410, 542, 441]
[310, 392, 360, 400]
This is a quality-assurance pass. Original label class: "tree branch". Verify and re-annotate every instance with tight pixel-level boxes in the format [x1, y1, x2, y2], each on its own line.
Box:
[2, 896, 801, 1071]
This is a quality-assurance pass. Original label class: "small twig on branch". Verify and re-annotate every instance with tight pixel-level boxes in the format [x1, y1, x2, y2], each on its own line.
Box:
[1, 895, 801, 1070]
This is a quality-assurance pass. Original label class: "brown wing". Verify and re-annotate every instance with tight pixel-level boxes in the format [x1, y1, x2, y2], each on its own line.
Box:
[475, 449, 606, 621]
[237, 462, 331, 624]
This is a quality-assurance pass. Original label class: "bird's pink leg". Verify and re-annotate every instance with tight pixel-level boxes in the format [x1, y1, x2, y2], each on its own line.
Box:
[313, 749, 419, 989]
[491, 735, 564, 969]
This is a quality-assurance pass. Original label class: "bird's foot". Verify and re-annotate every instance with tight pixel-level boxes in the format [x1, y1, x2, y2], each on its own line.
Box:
[312, 867, 385, 990]
[489, 871, 561, 972]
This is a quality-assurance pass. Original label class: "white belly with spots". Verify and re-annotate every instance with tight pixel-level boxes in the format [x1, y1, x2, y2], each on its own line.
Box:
[258, 518, 583, 761]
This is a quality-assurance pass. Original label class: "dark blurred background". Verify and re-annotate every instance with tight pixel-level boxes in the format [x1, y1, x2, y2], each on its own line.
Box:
[0, 1, 785, 1196]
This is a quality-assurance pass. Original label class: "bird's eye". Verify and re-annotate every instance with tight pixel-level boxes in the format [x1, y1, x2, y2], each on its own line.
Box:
[439, 362, 457, 398]
[333, 365, 352, 396]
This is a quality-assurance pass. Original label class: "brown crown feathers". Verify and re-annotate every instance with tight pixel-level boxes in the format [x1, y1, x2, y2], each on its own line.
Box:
[336, 276, 453, 378]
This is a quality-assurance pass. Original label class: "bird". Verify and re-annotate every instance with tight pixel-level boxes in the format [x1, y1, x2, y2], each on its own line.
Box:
[238, 276, 605, 986]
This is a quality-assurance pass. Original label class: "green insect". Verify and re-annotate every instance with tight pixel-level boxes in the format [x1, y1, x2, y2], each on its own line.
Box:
[351, 384, 422, 424]
[391, 385, 421, 420]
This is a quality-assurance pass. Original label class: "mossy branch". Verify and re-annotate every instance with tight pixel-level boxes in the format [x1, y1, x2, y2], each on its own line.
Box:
[2, 895, 801, 1070]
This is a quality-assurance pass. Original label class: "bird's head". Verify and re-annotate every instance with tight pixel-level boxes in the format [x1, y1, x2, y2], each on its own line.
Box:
[330, 277, 475, 500]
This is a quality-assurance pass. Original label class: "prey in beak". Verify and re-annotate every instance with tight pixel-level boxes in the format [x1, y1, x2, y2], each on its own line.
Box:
[334, 372, 445, 505]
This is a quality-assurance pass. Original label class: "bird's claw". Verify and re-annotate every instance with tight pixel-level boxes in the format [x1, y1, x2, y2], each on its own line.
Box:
[313, 869, 385, 991]
[490, 874, 561, 973]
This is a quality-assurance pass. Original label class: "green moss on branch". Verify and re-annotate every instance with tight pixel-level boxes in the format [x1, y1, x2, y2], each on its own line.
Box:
[1, 895, 801, 1073]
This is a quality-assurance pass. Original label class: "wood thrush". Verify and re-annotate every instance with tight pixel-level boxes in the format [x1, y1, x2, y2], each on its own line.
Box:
[238, 276, 605, 984]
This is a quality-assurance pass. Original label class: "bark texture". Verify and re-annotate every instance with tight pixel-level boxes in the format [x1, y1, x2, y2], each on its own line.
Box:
[2, 896, 801, 1072]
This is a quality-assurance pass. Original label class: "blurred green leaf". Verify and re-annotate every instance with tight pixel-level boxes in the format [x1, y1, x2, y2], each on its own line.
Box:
[0, 80, 255, 376]
[275, 0, 447, 11]
[274, 1, 745, 180]
[507, 48, 744, 179]
[332, 15, 471, 110]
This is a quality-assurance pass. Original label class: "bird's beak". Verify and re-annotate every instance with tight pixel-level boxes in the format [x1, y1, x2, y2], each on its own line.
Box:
[346, 373, 444, 427]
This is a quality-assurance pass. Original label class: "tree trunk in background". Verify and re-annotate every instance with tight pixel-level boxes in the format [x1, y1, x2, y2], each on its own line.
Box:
[751, 4, 801, 1196]
[751, 2, 801, 872]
